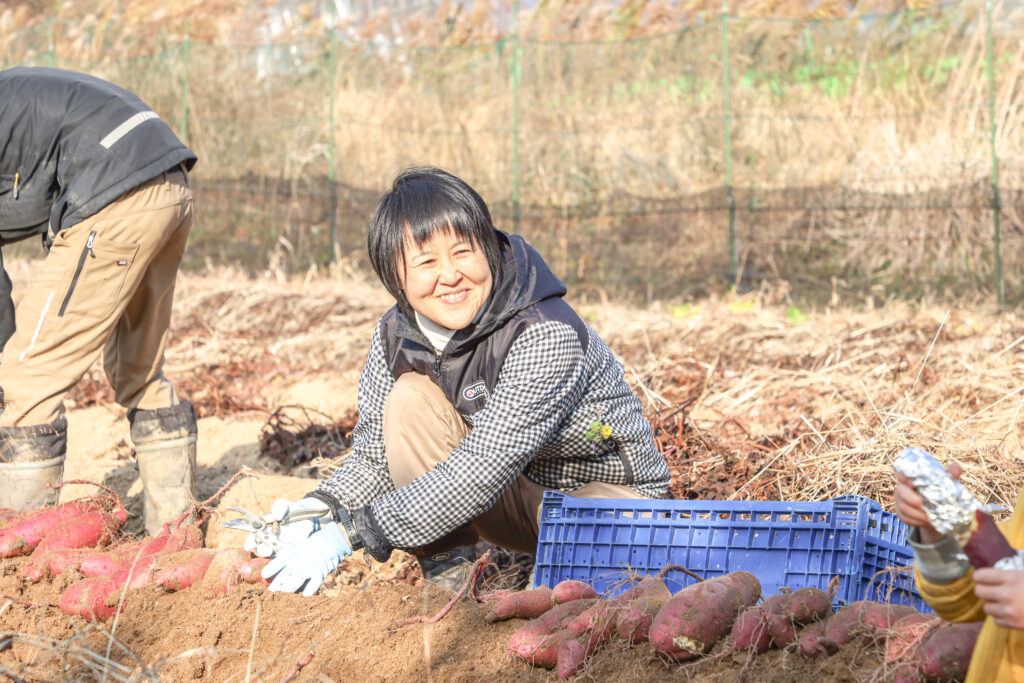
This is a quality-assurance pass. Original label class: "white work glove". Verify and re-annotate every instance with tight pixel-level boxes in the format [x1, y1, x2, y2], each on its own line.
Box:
[243, 497, 332, 558]
[261, 522, 352, 596]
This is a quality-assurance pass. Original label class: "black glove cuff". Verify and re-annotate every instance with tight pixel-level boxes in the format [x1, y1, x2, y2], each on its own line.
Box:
[303, 490, 363, 551]
[352, 506, 393, 563]
[304, 489, 342, 521]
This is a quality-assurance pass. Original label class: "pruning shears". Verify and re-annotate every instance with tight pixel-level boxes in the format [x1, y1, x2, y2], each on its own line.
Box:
[221, 506, 325, 554]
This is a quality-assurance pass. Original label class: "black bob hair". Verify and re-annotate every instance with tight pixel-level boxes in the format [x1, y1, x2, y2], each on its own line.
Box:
[367, 166, 502, 307]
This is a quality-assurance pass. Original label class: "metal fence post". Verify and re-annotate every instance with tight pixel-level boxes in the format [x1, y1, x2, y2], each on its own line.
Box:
[181, 20, 190, 145]
[328, 28, 338, 264]
[512, 0, 522, 234]
[985, 0, 1003, 305]
[721, 1, 736, 283]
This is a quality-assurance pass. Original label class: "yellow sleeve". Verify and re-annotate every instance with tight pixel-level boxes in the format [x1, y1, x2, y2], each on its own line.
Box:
[914, 565, 987, 622]
[916, 489, 1024, 623]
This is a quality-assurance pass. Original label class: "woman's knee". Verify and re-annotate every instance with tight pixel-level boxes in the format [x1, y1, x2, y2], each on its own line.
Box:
[384, 373, 463, 431]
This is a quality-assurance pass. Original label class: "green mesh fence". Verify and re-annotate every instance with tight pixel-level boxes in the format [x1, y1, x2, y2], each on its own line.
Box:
[4, 0, 1023, 305]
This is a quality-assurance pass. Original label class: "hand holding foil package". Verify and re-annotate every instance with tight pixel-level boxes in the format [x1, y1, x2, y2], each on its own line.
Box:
[893, 447, 1024, 571]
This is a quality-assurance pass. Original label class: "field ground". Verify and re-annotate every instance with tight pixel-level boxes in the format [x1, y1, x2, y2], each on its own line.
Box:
[0, 258, 1019, 681]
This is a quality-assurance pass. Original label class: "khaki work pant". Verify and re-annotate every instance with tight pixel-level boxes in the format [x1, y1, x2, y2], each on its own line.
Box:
[0, 168, 193, 427]
[384, 372, 648, 555]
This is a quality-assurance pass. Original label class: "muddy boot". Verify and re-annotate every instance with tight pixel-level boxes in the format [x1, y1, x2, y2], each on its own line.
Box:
[414, 526, 479, 594]
[129, 401, 198, 536]
[417, 545, 477, 592]
[0, 416, 68, 510]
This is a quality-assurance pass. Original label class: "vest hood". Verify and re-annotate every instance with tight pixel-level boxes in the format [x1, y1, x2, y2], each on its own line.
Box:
[393, 230, 566, 351]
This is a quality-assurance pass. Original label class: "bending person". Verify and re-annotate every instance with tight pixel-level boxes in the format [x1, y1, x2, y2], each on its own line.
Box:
[251, 166, 671, 594]
[0, 67, 198, 535]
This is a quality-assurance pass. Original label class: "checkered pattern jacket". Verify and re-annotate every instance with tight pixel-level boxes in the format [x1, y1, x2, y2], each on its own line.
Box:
[316, 233, 670, 551]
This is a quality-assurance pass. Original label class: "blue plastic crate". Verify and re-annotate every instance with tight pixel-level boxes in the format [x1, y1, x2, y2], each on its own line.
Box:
[533, 492, 930, 612]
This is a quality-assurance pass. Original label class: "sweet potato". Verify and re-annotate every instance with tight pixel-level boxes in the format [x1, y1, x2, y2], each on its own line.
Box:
[859, 603, 917, 643]
[615, 574, 673, 604]
[486, 586, 554, 622]
[559, 586, 668, 679]
[198, 548, 252, 598]
[557, 603, 617, 677]
[36, 508, 127, 552]
[60, 577, 120, 621]
[823, 601, 870, 646]
[885, 612, 941, 663]
[824, 601, 916, 647]
[564, 601, 617, 640]
[508, 598, 598, 666]
[649, 571, 761, 661]
[615, 596, 671, 646]
[59, 560, 155, 621]
[236, 557, 271, 583]
[556, 631, 606, 680]
[961, 510, 1018, 568]
[766, 587, 833, 647]
[0, 498, 117, 557]
[565, 574, 671, 639]
[22, 548, 91, 582]
[78, 523, 204, 578]
[551, 579, 599, 604]
[78, 545, 138, 578]
[918, 621, 983, 681]
[730, 604, 774, 653]
[514, 629, 573, 669]
[796, 619, 838, 657]
[727, 587, 831, 653]
[151, 549, 217, 591]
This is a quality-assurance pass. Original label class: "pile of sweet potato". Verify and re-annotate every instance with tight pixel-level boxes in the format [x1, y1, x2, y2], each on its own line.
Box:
[0, 493, 269, 622]
[491, 572, 982, 682]
[490, 571, 761, 679]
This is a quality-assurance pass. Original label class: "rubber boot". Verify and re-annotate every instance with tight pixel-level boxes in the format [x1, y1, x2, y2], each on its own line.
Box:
[0, 416, 68, 511]
[129, 401, 198, 536]
[414, 526, 479, 594]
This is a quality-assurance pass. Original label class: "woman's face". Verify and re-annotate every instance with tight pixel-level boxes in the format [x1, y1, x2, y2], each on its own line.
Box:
[399, 228, 493, 331]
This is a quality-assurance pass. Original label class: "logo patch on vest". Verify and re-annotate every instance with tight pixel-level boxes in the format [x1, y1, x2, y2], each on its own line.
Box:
[462, 381, 488, 401]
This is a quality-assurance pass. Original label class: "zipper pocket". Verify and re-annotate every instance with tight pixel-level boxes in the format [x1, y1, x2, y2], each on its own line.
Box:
[58, 230, 96, 317]
[617, 450, 635, 485]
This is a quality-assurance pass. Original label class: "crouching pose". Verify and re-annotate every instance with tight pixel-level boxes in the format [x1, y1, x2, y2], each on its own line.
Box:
[250, 166, 671, 594]
[0, 67, 198, 534]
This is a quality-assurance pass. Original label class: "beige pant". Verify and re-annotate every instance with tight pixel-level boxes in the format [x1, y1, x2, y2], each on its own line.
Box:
[0, 168, 193, 427]
[384, 372, 647, 555]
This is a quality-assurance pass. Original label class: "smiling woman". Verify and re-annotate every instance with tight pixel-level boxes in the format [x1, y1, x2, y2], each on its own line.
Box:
[250, 166, 671, 598]
[399, 229, 493, 331]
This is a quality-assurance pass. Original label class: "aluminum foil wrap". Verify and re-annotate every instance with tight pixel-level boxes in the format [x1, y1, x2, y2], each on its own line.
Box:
[994, 551, 1024, 571]
[892, 447, 982, 537]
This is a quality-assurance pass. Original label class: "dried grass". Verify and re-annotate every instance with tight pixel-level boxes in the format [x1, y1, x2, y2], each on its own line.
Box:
[586, 286, 1023, 509]
[0, 258, 1021, 677]
[104, 260, 1020, 511]
[5, 1, 1021, 300]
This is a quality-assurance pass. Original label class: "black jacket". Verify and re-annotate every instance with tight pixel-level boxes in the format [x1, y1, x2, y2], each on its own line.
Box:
[0, 66, 197, 349]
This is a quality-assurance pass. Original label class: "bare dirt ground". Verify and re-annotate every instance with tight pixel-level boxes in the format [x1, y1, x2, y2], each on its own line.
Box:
[0, 259, 1019, 682]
